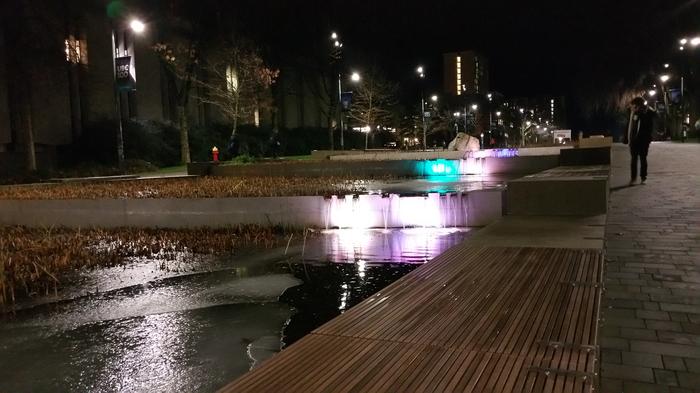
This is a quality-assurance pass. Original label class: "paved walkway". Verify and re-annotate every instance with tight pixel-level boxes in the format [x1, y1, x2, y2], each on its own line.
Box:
[601, 142, 700, 392]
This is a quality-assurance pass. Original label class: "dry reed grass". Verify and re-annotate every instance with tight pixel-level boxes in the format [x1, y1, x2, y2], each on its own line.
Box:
[0, 176, 373, 200]
[0, 225, 300, 307]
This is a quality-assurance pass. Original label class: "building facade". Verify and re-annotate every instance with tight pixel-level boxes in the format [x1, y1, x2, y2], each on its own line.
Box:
[0, 0, 331, 172]
[443, 51, 489, 97]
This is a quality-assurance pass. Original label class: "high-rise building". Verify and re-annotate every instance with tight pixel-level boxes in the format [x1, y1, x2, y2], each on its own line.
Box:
[443, 51, 489, 96]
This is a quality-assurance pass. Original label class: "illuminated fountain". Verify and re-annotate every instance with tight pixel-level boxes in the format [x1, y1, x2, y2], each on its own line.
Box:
[325, 192, 469, 229]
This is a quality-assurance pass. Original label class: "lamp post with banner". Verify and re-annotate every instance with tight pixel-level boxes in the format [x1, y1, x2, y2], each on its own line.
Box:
[112, 19, 144, 169]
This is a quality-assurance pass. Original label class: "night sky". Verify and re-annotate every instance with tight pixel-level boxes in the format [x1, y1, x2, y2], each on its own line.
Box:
[210, 0, 697, 128]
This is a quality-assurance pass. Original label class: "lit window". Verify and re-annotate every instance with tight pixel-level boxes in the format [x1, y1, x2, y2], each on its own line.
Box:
[456, 56, 461, 95]
[226, 65, 238, 92]
[551, 99, 555, 120]
[64, 36, 87, 64]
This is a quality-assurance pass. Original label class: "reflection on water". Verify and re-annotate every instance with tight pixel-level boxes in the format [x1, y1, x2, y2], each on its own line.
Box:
[306, 228, 470, 264]
[0, 303, 291, 393]
[281, 228, 472, 346]
[0, 228, 472, 393]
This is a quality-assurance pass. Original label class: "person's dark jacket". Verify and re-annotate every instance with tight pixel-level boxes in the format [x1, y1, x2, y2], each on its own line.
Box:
[628, 107, 655, 146]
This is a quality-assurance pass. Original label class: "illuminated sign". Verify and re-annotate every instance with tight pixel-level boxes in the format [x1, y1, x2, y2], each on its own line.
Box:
[470, 148, 519, 159]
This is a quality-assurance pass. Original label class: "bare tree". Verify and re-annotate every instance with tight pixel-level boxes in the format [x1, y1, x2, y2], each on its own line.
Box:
[348, 68, 397, 149]
[191, 42, 278, 143]
[153, 42, 198, 163]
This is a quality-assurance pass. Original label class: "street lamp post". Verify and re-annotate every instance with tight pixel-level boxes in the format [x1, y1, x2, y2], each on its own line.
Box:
[487, 93, 493, 130]
[112, 19, 144, 170]
[416, 66, 427, 150]
[677, 36, 700, 137]
[335, 71, 361, 150]
[659, 74, 671, 138]
[519, 108, 526, 147]
[453, 112, 461, 136]
[330, 32, 345, 150]
[338, 72, 344, 150]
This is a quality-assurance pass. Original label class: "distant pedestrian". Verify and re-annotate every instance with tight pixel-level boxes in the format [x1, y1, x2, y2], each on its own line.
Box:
[625, 97, 655, 185]
[268, 129, 280, 159]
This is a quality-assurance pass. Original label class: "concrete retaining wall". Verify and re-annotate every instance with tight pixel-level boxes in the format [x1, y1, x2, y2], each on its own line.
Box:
[559, 146, 611, 166]
[190, 155, 560, 178]
[0, 190, 503, 229]
[506, 163, 610, 216]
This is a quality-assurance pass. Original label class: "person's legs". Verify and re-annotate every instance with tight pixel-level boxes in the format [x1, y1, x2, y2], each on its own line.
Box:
[640, 143, 649, 182]
[630, 145, 639, 182]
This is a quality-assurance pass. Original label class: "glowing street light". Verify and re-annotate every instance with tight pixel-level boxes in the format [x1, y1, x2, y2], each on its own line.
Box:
[659, 74, 670, 83]
[453, 112, 461, 117]
[350, 72, 361, 82]
[664, 63, 670, 69]
[130, 19, 146, 33]
[416, 65, 425, 79]
[692, 37, 700, 47]
[331, 32, 338, 40]
[496, 111, 502, 117]
[430, 95, 438, 102]
[471, 104, 478, 111]
[680, 38, 688, 45]
[519, 108, 525, 114]
[648, 89, 657, 97]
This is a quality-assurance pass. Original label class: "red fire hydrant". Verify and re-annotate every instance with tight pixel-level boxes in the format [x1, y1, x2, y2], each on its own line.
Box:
[212, 146, 219, 163]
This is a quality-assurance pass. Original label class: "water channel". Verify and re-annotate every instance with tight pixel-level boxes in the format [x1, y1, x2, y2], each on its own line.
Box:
[0, 174, 505, 392]
[0, 228, 473, 393]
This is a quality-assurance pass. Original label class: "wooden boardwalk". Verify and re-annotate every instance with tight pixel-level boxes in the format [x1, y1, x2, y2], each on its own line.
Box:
[220, 245, 603, 393]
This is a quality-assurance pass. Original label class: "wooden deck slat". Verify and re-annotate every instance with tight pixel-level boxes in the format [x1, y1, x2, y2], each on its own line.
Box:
[219, 246, 602, 393]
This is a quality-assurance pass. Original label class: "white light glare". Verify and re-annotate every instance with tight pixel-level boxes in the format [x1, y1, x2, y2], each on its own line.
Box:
[130, 19, 145, 33]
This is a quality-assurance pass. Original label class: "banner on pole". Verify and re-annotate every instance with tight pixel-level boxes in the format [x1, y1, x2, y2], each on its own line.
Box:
[340, 91, 353, 111]
[115, 56, 135, 90]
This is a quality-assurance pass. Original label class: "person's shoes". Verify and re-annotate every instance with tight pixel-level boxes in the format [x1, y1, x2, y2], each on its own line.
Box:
[628, 178, 636, 186]
[641, 178, 646, 184]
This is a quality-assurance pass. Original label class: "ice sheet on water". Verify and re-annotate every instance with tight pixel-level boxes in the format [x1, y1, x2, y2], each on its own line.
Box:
[0, 303, 292, 393]
[2, 273, 302, 330]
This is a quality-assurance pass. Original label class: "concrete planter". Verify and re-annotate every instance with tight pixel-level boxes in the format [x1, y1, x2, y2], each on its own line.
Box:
[0, 189, 503, 229]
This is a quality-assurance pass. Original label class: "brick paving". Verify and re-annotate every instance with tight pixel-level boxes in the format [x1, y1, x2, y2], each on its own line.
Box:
[601, 142, 700, 392]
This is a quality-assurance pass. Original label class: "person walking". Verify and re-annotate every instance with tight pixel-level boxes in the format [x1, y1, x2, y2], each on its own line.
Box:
[625, 97, 655, 185]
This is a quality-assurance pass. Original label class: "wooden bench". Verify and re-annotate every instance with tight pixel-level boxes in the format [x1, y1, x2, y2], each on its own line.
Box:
[219, 245, 602, 393]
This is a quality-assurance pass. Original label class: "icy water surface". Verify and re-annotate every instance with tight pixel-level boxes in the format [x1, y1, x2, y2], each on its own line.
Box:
[0, 228, 471, 393]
